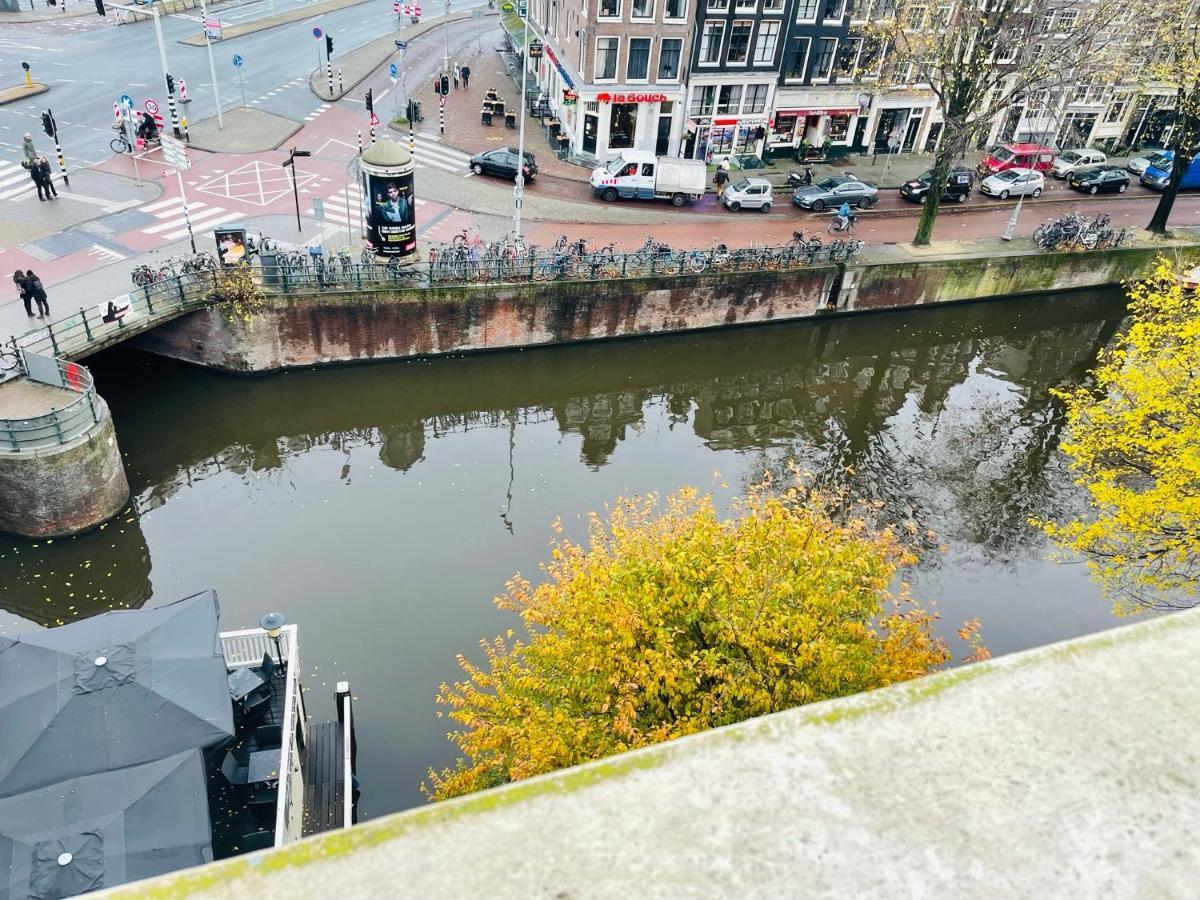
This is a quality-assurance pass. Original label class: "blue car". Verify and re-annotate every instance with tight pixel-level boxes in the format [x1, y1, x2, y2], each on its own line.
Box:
[1141, 151, 1200, 191]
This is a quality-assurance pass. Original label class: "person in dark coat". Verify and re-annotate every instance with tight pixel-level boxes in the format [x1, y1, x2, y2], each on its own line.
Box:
[35, 157, 57, 200]
[24, 269, 49, 318]
[461, 65, 470, 89]
[12, 270, 33, 317]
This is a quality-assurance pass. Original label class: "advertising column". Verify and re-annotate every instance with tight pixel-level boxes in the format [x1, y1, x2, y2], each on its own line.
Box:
[360, 137, 417, 258]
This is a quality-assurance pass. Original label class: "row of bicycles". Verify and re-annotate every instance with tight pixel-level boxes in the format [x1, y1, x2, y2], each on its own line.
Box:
[130, 252, 219, 287]
[425, 230, 865, 285]
[270, 246, 419, 284]
[1033, 213, 1134, 252]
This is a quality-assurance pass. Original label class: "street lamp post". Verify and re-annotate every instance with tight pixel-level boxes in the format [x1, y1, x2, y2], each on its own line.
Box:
[282, 148, 311, 233]
[513, 12, 529, 241]
[1001, 183, 1028, 241]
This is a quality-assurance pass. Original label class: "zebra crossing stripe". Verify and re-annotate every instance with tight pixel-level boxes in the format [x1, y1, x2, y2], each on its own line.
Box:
[0, 162, 35, 201]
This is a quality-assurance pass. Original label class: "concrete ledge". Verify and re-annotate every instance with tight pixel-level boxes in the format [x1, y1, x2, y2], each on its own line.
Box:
[109, 606, 1200, 897]
[0, 83, 48, 106]
[178, 0, 369, 46]
[183, 106, 301, 154]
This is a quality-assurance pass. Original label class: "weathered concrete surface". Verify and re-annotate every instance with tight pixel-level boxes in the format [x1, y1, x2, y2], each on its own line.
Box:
[109, 608, 1200, 899]
[0, 397, 130, 538]
[0, 377, 76, 418]
[130, 267, 839, 372]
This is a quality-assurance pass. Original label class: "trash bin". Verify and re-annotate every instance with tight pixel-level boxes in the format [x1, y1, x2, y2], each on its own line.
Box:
[505, 112, 516, 129]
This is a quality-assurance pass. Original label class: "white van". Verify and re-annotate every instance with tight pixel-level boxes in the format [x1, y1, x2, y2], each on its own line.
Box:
[590, 151, 707, 206]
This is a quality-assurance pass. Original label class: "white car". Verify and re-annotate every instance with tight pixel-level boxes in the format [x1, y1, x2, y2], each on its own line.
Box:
[1051, 148, 1107, 178]
[1127, 149, 1168, 176]
[979, 167, 1045, 199]
[722, 177, 774, 212]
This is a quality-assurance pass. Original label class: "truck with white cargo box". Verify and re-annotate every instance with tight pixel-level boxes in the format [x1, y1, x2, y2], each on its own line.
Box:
[590, 151, 707, 206]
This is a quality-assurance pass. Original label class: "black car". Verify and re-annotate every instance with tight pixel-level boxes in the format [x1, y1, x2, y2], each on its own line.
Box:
[899, 167, 974, 204]
[469, 147, 537, 180]
[1068, 165, 1130, 194]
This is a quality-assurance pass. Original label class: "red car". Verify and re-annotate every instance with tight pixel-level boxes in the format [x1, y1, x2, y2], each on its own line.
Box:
[977, 143, 1055, 178]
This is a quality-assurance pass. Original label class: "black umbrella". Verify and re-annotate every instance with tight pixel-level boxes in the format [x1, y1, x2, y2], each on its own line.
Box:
[0, 748, 213, 898]
[0, 591, 235, 798]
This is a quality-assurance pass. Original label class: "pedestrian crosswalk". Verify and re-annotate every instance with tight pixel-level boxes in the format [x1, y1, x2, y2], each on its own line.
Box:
[408, 134, 474, 177]
[319, 187, 429, 229]
[0, 160, 36, 202]
[139, 196, 242, 243]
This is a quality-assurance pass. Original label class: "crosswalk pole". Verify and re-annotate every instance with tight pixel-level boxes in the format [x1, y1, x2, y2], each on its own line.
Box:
[166, 91, 181, 139]
[357, 130, 362, 155]
[338, 68, 343, 94]
[327, 61, 334, 99]
[370, 124, 376, 145]
[50, 114, 69, 189]
[409, 119, 415, 162]
[439, 96, 445, 136]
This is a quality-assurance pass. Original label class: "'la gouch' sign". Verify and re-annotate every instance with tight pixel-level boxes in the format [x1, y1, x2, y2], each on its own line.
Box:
[595, 92, 669, 104]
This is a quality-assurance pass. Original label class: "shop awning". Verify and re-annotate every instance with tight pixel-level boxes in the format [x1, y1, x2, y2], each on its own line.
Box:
[774, 108, 859, 117]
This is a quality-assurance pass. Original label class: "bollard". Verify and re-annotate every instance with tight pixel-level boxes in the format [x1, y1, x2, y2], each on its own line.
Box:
[439, 95, 445, 136]
[338, 68, 343, 93]
[181, 116, 190, 143]
[370, 124, 376, 145]
[179, 79, 191, 103]
[327, 61, 334, 99]
[357, 130, 362, 155]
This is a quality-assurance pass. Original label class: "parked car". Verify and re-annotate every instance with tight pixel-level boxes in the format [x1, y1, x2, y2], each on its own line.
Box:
[1127, 149, 1169, 176]
[792, 175, 879, 211]
[589, 151, 707, 205]
[979, 167, 1045, 199]
[723, 177, 774, 212]
[1068, 166, 1130, 194]
[469, 147, 537, 180]
[977, 143, 1055, 178]
[1142, 152, 1200, 190]
[1051, 148, 1107, 179]
[898, 166, 974, 203]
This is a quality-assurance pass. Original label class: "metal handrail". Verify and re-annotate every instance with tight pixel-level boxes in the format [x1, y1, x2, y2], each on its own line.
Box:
[0, 359, 101, 453]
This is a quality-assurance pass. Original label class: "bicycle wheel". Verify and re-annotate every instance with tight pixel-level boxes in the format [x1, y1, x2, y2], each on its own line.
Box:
[686, 252, 707, 274]
[110, 137, 130, 153]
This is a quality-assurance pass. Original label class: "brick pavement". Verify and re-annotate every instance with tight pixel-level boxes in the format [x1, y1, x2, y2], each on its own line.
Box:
[185, 107, 303, 154]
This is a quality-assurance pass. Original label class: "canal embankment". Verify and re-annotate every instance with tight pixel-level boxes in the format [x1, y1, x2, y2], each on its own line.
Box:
[129, 240, 1200, 373]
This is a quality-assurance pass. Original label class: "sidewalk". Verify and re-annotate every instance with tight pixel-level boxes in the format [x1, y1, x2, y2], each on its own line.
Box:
[0, 0, 92, 22]
[0, 168, 157, 251]
[185, 107, 301, 154]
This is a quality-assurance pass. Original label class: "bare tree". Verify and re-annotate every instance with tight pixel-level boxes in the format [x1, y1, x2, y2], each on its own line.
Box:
[871, 0, 1128, 246]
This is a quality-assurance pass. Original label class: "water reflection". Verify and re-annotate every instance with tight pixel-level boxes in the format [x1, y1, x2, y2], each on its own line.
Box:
[0, 289, 1129, 813]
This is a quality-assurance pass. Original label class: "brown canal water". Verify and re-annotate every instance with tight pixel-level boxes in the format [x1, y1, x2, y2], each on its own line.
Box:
[0, 289, 1129, 815]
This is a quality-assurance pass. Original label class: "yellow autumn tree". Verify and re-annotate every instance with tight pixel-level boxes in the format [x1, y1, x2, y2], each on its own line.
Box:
[1041, 257, 1200, 613]
[424, 472, 949, 801]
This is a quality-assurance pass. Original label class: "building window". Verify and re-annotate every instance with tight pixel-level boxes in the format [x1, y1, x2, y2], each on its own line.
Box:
[1058, 8, 1077, 31]
[632, 0, 653, 18]
[1104, 94, 1130, 124]
[707, 0, 729, 9]
[828, 113, 851, 141]
[784, 35, 811, 80]
[763, 0, 784, 10]
[743, 83, 769, 113]
[753, 21, 779, 65]
[735, 0, 756, 11]
[823, 0, 845, 19]
[689, 85, 716, 116]
[699, 21, 724, 64]
[598, 0, 620, 17]
[906, 3, 927, 28]
[664, 0, 685, 17]
[795, 0, 818, 20]
[595, 37, 619, 80]
[627, 37, 651, 80]
[727, 21, 753, 64]
[658, 38, 682, 79]
[717, 84, 742, 114]
[834, 36, 861, 78]
[812, 37, 837, 80]
[858, 37, 881, 78]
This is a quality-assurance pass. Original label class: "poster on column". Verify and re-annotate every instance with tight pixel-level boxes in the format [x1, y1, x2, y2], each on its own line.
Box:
[362, 169, 416, 257]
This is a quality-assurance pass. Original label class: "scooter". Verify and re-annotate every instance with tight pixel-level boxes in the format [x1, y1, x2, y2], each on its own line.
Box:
[787, 166, 814, 188]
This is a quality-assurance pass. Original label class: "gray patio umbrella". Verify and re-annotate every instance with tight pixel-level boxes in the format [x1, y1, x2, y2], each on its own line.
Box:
[0, 590, 234, 798]
[0, 748, 213, 898]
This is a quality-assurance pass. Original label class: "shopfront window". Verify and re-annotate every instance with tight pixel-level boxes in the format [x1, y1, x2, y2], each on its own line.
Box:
[689, 85, 716, 117]
[772, 113, 797, 143]
[659, 38, 682, 79]
[610, 103, 637, 149]
[627, 38, 651, 81]
[727, 21, 752, 64]
[595, 37, 619, 80]
[717, 85, 742, 115]
[743, 83, 768, 114]
[828, 113, 851, 141]
[784, 36, 811, 81]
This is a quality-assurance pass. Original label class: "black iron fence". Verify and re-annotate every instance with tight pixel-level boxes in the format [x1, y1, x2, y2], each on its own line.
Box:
[0, 358, 102, 452]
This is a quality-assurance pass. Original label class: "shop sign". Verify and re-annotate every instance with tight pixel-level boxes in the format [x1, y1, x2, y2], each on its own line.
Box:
[543, 45, 575, 89]
[595, 92, 668, 104]
[774, 108, 857, 117]
[712, 117, 768, 126]
[528, 40, 543, 58]
[562, 88, 578, 106]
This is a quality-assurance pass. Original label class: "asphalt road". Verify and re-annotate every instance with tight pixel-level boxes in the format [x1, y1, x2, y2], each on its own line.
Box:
[0, 0, 488, 164]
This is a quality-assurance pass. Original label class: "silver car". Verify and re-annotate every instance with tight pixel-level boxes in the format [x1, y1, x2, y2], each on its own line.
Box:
[791, 175, 879, 211]
[1127, 149, 1168, 176]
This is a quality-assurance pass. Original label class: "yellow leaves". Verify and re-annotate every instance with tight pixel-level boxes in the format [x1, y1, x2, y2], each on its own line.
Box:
[424, 470, 948, 803]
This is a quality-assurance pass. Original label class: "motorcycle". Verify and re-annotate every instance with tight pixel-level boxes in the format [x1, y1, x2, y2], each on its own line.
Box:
[787, 166, 814, 188]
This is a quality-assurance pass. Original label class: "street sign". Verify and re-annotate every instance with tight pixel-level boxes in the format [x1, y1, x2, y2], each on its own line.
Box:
[389, 63, 398, 78]
[120, 93, 133, 108]
[204, 17, 222, 39]
[369, 112, 379, 126]
[232, 54, 243, 67]
[517, 0, 526, 15]
[395, 40, 407, 50]
[312, 197, 325, 221]
[312, 26, 323, 38]
[161, 135, 190, 170]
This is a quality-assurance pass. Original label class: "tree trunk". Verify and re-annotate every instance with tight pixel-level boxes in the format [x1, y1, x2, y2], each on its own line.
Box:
[913, 142, 956, 246]
[1148, 91, 1199, 236]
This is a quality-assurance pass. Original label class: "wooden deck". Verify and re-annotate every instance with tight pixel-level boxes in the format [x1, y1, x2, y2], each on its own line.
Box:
[300, 720, 346, 837]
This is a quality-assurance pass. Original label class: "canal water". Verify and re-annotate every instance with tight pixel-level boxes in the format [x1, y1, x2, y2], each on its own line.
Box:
[0, 289, 1129, 815]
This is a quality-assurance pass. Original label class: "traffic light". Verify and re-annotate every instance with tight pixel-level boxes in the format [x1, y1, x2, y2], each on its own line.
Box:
[439, 74, 449, 96]
[41, 111, 54, 139]
[94, 0, 105, 14]
[365, 89, 373, 113]
[325, 35, 334, 57]
[166, 73, 175, 95]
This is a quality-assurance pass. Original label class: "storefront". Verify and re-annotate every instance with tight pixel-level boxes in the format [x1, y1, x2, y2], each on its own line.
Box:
[683, 79, 776, 162]
[865, 91, 939, 154]
[766, 90, 868, 158]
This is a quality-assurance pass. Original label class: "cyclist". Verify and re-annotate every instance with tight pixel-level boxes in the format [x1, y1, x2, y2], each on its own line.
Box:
[136, 112, 159, 145]
[832, 201, 855, 234]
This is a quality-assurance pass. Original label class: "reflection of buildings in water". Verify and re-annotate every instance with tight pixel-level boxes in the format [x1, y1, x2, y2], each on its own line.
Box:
[379, 422, 426, 472]
[554, 391, 652, 468]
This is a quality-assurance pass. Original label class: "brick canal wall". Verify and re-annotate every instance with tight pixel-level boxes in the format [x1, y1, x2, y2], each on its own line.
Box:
[129, 245, 1200, 373]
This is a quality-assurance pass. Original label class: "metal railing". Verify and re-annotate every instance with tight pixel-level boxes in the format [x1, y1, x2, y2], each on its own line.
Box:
[14, 270, 218, 360]
[0, 358, 102, 452]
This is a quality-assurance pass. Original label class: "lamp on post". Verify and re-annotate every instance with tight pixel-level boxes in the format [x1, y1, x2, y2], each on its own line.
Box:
[281, 148, 311, 233]
[260, 611, 287, 670]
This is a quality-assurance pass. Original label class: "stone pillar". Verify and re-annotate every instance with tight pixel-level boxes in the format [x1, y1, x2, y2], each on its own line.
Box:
[0, 395, 130, 539]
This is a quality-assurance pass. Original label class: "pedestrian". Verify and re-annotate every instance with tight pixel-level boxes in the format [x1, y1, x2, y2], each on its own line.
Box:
[22, 133, 36, 167]
[461, 64, 470, 89]
[36, 157, 57, 200]
[714, 165, 729, 199]
[28, 156, 49, 201]
[453, 64, 461, 89]
[25, 270, 49, 319]
[12, 271, 33, 318]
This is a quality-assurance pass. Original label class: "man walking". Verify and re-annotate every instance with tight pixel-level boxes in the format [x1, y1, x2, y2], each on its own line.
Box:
[453, 64, 461, 89]
[461, 65, 471, 89]
[22, 133, 36, 167]
[714, 164, 728, 200]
